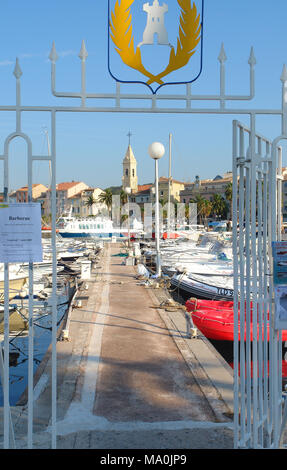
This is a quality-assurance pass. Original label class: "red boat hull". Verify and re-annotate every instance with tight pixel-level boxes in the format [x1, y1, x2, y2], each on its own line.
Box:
[162, 232, 181, 240]
[230, 360, 287, 378]
[185, 298, 287, 342]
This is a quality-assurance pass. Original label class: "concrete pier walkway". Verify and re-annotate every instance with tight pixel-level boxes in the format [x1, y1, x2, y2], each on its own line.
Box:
[11, 243, 234, 449]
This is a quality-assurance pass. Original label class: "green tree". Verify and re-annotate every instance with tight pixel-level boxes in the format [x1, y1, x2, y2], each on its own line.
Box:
[41, 214, 51, 226]
[201, 199, 213, 226]
[224, 182, 232, 201]
[85, 195, 97, 215]
[211, 194, 228, 220]
[224, 182, 233, 219]
[97, 189, 113, 215]
[191, 194, 208, 225]
[121, 213, 128, 224]
[120, 189, 128, 206]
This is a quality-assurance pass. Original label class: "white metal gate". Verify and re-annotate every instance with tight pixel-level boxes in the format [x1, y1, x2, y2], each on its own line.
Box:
[0, 36, 287, 449]
[232, 118, 287, 448]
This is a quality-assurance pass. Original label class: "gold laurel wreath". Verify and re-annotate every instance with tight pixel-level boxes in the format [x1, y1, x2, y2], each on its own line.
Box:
[110, 0, 201, 86]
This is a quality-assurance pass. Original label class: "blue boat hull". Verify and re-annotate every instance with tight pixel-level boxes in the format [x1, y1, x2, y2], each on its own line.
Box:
[59, 232, 126, 238]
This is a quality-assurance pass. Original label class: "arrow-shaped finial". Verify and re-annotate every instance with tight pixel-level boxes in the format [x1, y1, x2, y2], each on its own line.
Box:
[49, 41, 59, 63]
[13, 58, 22, 79]
[79, 40, 88, 61]
[248, 47, 256, 67]
[218, 43, 227, 64]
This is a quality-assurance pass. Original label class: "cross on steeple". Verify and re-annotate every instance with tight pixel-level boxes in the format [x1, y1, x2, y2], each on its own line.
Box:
[127, 130, 132, 146]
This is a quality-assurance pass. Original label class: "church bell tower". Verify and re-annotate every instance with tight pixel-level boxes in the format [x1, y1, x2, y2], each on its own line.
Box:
[122, 133, 138, 193]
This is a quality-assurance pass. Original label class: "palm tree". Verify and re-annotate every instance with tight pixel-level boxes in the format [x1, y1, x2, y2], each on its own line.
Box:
[211, 194, 228, 220]
[120, 189, 128, 206]
[97, 189, 113, 216]
[224, 182, 233, 219]
[85, 195, 97, 215]
[224, 181, 232, 201]
[41, 214, 51, 226]
[191, 194, 207, 225]
[121, 213, 128, 224]
[201, 199, 213, 227]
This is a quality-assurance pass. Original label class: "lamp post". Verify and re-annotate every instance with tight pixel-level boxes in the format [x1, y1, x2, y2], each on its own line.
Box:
[125, 186, 131, 246]
[148, 142, 165, 277]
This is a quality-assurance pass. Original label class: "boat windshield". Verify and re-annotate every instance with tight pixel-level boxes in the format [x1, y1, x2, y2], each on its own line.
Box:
[56, 217, 73, 228]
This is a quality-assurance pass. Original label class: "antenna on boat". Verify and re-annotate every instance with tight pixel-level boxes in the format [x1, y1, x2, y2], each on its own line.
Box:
[167, 133, 172, 239]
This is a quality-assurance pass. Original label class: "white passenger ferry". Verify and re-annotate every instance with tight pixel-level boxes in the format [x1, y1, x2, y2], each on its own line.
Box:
[56, 215, 144, 239]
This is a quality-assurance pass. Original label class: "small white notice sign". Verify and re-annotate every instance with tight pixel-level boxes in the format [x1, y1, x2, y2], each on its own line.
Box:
[0, 203, 43, 263]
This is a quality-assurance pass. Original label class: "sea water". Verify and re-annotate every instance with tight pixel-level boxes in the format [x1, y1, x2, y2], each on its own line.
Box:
[0, 299, 69, 406]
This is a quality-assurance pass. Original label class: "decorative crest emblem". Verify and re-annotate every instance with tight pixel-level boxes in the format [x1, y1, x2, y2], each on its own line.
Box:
[108, 0, 204, 93]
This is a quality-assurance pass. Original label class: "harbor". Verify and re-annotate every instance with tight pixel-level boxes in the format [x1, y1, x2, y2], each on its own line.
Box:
[2, 0, 287, 451]
[1, 218, 287, 449]
[1, 238, 235, 449]
[0, 236, 103, 406]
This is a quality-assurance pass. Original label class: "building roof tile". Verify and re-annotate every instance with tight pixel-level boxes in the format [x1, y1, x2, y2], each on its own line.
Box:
[56, 182, 82, 190]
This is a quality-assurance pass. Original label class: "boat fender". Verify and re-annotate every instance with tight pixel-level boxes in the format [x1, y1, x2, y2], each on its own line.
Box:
[190, 327, 198, 338]
[61, 329, 70, 341]
[184, 307, 198, 339]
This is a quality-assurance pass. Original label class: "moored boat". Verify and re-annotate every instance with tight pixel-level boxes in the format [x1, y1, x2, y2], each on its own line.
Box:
[171, 272, 234, 300]
[56, 215, 144, 239]
[0, 274, 28, 301]
[185, 297, 287, 342]
[162, 232, 181, 240]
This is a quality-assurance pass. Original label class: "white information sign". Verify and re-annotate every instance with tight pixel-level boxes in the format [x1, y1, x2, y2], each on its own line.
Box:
[274, 286, 287, 330]
[272, 241, 287, 330]
[0, 203, 43, 263]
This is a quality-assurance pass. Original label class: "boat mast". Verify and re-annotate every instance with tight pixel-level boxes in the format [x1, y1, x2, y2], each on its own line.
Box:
[44, 128, 52, 184]
[43, 128, 56, 222]
[167, 133, 172, 238]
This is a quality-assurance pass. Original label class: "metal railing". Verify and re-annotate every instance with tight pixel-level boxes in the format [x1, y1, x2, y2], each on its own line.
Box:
[0, 36, 287, 449]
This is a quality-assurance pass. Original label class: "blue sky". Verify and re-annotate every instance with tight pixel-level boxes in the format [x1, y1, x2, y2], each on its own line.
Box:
[1, 0, 287, 191]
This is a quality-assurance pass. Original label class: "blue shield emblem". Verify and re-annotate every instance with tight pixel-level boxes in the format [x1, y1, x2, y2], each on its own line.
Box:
[108, 0, 204, 94]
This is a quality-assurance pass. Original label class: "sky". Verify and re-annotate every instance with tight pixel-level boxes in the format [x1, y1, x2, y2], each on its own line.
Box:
[1, 0, 287, 191]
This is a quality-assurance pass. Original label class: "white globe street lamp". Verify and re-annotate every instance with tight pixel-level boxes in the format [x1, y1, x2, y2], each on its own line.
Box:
[149, 142, 165, 277]
[148, 142, 165, 160]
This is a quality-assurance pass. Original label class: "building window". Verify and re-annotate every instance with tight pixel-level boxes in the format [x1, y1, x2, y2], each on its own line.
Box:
[132, 169, 135, 177]
[126, 169, 128, 176]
